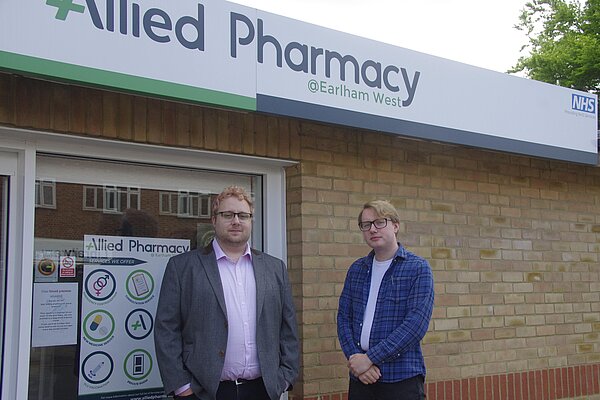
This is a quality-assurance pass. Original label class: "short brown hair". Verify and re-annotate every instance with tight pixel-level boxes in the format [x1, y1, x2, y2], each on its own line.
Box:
[212, 186, 254, 215]
[358, 200, 400, 225]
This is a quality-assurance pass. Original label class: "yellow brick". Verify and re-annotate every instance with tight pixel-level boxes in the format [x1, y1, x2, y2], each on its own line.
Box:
[480, 249, 501, 259]
[448, 330, 472, 342]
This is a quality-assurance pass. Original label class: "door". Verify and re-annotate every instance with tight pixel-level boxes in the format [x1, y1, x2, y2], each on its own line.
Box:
[0, 151, 18, 398]
[28, 154, 264, 399]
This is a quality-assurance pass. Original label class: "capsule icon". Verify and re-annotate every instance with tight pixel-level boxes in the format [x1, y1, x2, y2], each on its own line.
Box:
[90, 314, 103, 331]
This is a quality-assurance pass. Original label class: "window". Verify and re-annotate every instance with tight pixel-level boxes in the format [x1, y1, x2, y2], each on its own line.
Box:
[159, 191, 211, 218]
[83, 186, 100, 210]
[82, 186, 141, 213]
[104, 186, 119, 212]
[35, 180, 56, 209]
[0, 129, 291, 400]
[30, 155, 265, 400]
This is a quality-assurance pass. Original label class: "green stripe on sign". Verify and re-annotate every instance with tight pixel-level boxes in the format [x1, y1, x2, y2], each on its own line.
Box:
[0, 51, 256, 111]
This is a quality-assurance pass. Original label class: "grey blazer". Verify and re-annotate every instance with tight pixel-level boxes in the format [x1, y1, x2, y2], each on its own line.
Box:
[154, 243, 299, 400]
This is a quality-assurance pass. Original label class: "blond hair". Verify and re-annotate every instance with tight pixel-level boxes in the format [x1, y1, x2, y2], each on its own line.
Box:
[358, 200, 400, 225]
[212, 186, 254, 215]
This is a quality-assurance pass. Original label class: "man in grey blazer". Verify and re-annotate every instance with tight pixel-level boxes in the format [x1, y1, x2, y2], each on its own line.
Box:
[154, 186, 299, 400]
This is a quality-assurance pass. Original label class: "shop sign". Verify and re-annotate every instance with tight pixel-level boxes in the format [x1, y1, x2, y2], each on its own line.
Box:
[0, 0, 597, 164]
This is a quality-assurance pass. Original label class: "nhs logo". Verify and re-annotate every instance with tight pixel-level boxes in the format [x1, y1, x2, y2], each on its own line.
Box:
[571, 94, 596, 114]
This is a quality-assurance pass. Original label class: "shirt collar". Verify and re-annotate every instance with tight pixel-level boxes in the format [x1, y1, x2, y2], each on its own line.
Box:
[212, 239, 252, 262]
[364, 242, 406, 266]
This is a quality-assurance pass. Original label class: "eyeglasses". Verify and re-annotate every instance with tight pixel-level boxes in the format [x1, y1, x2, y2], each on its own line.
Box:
[216, 211, 253, 221]
[358, 218, 390, 231]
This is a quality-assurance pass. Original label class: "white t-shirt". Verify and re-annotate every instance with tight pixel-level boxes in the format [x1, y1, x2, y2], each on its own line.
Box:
[360, 257, 393, 351]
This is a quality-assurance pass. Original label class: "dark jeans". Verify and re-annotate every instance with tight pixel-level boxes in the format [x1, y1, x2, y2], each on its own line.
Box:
[349, 375, 425, 400]
[174, 377, 270, 400]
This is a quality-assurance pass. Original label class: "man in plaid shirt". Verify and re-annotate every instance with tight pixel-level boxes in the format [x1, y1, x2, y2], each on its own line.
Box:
[337, 200, 434, 400]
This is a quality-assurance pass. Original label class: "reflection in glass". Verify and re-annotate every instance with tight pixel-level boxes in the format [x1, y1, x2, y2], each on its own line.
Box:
[28, 158, 261, 399]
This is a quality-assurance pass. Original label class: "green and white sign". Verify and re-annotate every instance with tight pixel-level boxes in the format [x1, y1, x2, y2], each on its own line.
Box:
[0, 0, 597, 164]
[0, 0, 256, 110]
[79, 235, 189, 400]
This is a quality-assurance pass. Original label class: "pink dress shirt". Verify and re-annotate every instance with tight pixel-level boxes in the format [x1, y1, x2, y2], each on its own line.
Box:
[174, 241, 260, 395]
[213, 240, 261, 381]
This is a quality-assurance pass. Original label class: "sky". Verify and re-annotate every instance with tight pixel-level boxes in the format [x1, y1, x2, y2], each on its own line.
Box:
[230, 0, 530, 75]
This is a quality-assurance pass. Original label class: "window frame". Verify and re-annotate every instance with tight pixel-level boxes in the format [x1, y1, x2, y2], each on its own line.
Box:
[0, 127, 295, 400]
[160, 191, 211, 219]
[83, 186, 99, 210]
[34, 180, 56, 209]
[83, 185, 142, 213]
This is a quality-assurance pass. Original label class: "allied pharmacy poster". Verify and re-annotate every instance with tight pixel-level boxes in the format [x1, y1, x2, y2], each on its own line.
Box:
[78, 235, 189, 400]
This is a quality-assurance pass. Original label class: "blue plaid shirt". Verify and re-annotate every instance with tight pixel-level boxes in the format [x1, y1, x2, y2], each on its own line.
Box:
[337, 244, 434, 383]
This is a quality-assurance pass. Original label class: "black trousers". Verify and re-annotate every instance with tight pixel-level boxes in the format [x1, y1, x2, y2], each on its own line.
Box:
[216, 377, 270, 400]
[174, 377, 270, 400]
[349, 375, 425, 400]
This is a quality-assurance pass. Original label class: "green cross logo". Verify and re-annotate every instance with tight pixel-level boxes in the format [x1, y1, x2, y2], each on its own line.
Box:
[46, 0, 85, 21]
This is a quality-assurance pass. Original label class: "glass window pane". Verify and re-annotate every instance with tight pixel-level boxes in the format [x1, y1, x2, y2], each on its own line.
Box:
[0, 176, 8, 387]
[191, 195, 199, 217]
[96, 187, 103, 210]
[42, 184, 54, 207]
[171, 193, 178, 214]
[178, 193, 188, 216]
[105, 188, 117, 212]
[83, 187, 95, 209]
[159, 193, 170, 214]
[200, 196, 209, 217]
[29, 156, 262, 399]
[130, 192, 139, 210]
[35, 181, 41, 206]
[119, 189, 127, 212]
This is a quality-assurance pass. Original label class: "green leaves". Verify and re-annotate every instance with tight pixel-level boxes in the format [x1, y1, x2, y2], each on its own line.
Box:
[511, 0, 600, 95]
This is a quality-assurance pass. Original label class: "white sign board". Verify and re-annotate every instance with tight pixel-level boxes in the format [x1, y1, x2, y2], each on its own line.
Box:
[0, 0, 596, 164]
[252, 13, 598, 164]
[32, 283, 78, 347]
[79, 235, 189, 400]
[0, 0, 256, 110]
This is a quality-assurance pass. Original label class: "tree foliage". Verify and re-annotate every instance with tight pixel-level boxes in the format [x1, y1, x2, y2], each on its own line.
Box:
[511, 0, 600, 95]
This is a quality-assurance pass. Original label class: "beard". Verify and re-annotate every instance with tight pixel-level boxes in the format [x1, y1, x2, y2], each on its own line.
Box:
[218, 229, 250, 246]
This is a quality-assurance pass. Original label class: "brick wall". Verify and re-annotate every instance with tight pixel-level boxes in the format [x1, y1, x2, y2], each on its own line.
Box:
[2, 73, 600, 399]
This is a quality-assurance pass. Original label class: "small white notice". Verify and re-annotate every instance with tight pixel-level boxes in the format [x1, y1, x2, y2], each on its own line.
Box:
[32, 282, 78, 347]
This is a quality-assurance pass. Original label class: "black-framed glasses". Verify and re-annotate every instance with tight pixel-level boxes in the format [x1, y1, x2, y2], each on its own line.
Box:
[358, 218, 389, 231]
[216, 211, 253, 221]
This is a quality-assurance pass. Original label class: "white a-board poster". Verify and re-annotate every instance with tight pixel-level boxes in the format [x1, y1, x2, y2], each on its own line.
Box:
[32, 282, 78, 347]
[79, 235, 189, 400]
